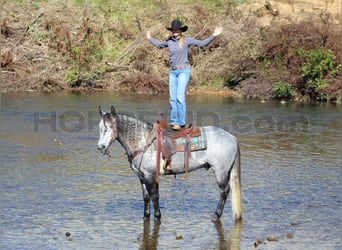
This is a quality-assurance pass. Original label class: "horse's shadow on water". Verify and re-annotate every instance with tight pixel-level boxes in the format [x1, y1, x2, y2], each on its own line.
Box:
[139, 219, 243, 250]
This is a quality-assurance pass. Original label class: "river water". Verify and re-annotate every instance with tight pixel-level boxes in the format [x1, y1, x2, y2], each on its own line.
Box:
[0, 91, 341, 249]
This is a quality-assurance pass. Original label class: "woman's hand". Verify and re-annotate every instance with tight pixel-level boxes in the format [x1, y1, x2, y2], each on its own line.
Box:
[146, 30, 151, 40]
[213, 26, 223, 37]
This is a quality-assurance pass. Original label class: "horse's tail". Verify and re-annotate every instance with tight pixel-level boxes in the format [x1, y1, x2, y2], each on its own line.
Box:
[230, 143, 243, 221]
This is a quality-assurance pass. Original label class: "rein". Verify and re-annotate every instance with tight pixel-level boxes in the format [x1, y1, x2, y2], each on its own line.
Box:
[103, 113, 158, 180]
[103, 113, 156, 166]
[105, 150, 126, 160]
[127, 126, 156, 166]
[105, 150, 115, 159]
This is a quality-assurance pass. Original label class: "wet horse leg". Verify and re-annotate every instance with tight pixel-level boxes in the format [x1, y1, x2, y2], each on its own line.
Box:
[140, 180, 161, 220]
[150, 182, 161, 221]
[213, 182, 230, 221]
[141, 181, 151, 219]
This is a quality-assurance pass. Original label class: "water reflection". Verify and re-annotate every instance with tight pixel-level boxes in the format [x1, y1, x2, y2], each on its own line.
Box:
[139, 220, 160, 250]
[138, 219, 243, 250]
[214, 220, 243, 250]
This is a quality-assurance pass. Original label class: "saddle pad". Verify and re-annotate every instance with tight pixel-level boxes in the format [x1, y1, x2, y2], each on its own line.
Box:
[174, 128, 207, 152]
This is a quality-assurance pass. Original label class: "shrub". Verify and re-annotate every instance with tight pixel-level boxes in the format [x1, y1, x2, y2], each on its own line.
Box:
[298, 48, 341, 90]
[257, 19, 341, 101]
[271, 81, 297, 99]
[238, 78, 273, 100]
[66, 67, 79, 84]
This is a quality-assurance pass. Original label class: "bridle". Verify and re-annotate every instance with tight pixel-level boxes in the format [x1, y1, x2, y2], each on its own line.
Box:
[101, 114, 156, 169]
[100, 114, 118, 158]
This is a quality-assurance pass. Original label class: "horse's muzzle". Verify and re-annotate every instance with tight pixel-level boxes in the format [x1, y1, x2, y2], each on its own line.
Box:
[97, 144, 106, 154]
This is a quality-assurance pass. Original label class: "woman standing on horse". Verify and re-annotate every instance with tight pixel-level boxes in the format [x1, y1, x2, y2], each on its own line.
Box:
[147, 19, 223, 130]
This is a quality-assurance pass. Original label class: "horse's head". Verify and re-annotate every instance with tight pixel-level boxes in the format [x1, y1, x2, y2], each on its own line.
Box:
[97, 106, 117, 154]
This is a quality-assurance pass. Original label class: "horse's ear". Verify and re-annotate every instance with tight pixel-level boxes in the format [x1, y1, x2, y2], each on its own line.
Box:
[110, 106, 116, 116]
[98, 106, 105, 116]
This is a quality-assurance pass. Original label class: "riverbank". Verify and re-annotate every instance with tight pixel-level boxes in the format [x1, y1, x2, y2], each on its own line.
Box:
[1, 0, 341, 102]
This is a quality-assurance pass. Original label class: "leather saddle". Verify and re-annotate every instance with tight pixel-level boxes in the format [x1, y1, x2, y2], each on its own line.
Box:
[154, 115, 207, 179]
[156, 113, 201, 137]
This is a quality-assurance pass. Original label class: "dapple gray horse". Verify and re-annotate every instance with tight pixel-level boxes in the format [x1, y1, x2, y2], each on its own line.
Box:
[97, 106, 242, 222]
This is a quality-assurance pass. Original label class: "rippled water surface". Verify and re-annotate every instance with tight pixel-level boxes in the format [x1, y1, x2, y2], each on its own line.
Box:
[0, 91, 341, 249]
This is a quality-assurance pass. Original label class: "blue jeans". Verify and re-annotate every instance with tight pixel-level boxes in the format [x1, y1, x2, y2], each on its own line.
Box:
[169, 66, 190, 126]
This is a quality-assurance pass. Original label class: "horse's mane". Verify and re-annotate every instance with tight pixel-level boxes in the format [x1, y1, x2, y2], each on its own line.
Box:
[101, 111, 154, 153]
[102, 112, 152, 129]
[110, 112, 153, 153]
[116, 112, 153, 130]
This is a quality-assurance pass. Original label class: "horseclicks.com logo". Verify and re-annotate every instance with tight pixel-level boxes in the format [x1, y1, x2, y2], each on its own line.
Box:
[33, 110, 309, 134]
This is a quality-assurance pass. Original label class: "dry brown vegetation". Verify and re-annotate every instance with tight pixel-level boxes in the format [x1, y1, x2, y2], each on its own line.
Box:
[230, 18, 341, 101]
[1, 0, 341, 102]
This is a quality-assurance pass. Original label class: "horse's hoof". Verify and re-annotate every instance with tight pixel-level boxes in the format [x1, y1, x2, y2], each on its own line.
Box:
[234, 217, 243, 223]
[211, 213, 220, 221]
[154, 215, 161, 222]
[144, 213, 150, 220]
[154, 219, 161, 224]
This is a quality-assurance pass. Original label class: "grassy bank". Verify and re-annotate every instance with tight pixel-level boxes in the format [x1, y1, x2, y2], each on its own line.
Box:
[1, 0, 341, 102]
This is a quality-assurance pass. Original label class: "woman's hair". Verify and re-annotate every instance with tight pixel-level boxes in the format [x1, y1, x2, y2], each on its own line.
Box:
[179, 34, 185, 48]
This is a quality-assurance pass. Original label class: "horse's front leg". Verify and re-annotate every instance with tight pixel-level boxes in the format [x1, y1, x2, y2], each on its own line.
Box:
[150, 182, 161, 221]
[140, 181, 151, 219]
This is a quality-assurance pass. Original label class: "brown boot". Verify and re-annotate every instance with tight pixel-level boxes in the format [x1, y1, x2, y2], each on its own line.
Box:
[171, 124, 181, 130]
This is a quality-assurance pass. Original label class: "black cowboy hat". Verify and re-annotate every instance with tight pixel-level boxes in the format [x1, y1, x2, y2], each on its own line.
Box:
[166, 19, 188, 32]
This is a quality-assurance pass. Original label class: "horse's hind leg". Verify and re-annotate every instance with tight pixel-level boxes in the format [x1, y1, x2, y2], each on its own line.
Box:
[213, 181, 230, 221]
[213, 145, 243, 221]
